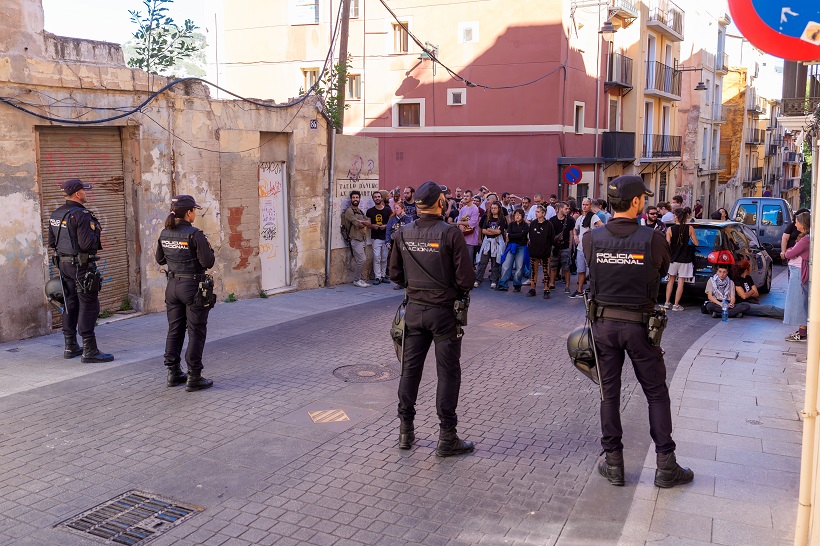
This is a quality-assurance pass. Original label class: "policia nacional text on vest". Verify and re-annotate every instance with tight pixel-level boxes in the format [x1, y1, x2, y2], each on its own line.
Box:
[156, 195, 217, 392]
[47, 178, 114, 364]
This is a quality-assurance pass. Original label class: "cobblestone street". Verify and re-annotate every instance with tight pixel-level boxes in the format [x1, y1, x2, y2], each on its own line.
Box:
[0, 271, 800, 545]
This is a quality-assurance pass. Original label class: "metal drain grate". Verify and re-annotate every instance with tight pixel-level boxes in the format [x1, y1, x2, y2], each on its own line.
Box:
[58, 490, 203, 545]
[333, 364, 400, 383]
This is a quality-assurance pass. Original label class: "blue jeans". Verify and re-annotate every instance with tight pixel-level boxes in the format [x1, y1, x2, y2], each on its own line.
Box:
[499, 246, 526, 288]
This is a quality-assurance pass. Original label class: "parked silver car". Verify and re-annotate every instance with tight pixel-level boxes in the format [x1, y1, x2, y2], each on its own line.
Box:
[729, 197, 794, 255]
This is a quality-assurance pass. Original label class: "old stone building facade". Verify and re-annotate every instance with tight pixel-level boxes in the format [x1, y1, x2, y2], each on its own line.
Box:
[0, 0, 376, 342]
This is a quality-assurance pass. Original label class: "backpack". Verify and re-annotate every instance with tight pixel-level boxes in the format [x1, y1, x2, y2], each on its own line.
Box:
[340, 221, 351, 246]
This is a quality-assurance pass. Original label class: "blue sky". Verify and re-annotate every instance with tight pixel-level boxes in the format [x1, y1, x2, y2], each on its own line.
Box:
[41, 0, 207, 45]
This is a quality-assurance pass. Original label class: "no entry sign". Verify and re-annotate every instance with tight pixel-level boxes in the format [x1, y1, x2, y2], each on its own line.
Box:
[563, 165, 583, 185]
[729, 0, 820, 61]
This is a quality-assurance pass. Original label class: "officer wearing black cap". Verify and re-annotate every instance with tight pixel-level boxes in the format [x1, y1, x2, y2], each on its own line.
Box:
[156, 195, 216, 391]
[47, 179, 114, 363]
[388, 180, 476, 457]
[582, 175, 694, 488]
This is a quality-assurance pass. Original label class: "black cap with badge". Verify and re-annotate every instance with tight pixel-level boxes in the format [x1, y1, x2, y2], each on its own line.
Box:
[414, 181, 449, 207]
[171, 195, 203, 210]
[62, 179, 92, 196]
[607, 175, 654, 201]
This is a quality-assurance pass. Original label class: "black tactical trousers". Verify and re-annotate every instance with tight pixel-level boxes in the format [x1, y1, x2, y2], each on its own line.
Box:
[398, 303, 463, 428]
[592, 318, 676, 454]
[59, 262, 100, 340]
[164, 277, 210, 372]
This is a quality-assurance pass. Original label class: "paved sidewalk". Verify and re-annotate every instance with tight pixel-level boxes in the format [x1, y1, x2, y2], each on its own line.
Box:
[618, 271, 803, 545]
[0, 283, 401, 398]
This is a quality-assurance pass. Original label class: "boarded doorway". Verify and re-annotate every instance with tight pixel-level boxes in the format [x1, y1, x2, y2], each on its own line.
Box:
[258, 162, 289, 290]
[37, 127, 130, 326]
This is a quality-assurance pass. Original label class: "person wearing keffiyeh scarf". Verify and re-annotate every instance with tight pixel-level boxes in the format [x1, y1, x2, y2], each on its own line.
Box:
[704, 265, 750, 318]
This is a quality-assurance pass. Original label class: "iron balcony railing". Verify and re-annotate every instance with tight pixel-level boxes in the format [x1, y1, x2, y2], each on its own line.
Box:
[642, 134, 682, 158]
[782, 97, 820, 116]
[784, 151, 803, 163]
[602, 131, 636, 160]
[718, 153, 727, 171]
[746, 128, 764, 145]
[609, 0, 640, 18]
[647, 0, 684, 40]
[746, 89, 766, 114]
[751, 166, 763, 180]
[606, 53, 633, 89]
[782, 177, 801, 191]
[646, 61, 681, 97]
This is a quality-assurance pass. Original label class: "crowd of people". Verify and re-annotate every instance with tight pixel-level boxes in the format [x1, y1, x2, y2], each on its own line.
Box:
[342, 185, 803, 338]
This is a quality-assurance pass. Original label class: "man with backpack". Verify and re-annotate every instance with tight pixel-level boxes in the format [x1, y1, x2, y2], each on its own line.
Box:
[342, 190, 370, 287]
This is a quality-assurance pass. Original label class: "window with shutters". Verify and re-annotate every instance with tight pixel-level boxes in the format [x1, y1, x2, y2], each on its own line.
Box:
[393, 23, 409, 53]
[447, 88, 466, 106]
[458, 22, 479, 44]
[350, 0, 359, 18]
[574, 102, 585, 134]
[347, 74, 361, 100]
[393, 99, 424, 128]
[302, 68, 319, 92]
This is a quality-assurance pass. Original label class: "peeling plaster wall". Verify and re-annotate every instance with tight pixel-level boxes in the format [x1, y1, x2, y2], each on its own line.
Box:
[0, 0, 347, 342]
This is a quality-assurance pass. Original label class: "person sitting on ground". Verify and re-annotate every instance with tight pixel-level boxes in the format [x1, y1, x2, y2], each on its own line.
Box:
[730, 260, 784, 319]
[474, 202, 507, 288]
[704, 264, 750, 318]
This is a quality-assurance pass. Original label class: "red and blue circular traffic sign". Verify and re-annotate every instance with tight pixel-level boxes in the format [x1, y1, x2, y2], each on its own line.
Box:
[729, 0, 820, 61]
[563, 165, 583, 185]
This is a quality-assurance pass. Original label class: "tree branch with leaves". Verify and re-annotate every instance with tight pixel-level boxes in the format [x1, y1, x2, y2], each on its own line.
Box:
[313, 55, 353, 131]
[127, 0, 201, 78]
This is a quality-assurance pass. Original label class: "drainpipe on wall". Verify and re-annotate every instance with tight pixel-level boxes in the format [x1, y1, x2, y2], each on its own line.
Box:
[795, 137, 820, 546]
[325, 124, 337, 287]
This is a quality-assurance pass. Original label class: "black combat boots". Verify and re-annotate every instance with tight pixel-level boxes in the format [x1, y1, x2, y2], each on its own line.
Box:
[598, 450, 625, 486]
[64, 333, 83, 359]
[166, 365, 187, 387]
[81, 337, 114, 363]
[654, 451, 694, 488]
[185, 370, 213, 392]
[398, 422, 415, 450]
[435, 426, 475, 457]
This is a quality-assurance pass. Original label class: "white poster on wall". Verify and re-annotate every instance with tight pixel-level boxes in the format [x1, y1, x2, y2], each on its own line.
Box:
[289, 0, 319, 25]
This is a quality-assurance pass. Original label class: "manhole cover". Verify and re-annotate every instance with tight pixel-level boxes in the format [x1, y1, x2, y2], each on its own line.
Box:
[58, 490, 203, 545]
[333, 364, 400, 383]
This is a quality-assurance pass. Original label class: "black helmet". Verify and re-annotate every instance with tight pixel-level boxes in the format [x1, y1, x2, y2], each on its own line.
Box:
[567, 325, 599, 384]
[45, 277, 64, 304]
[390, 302, 406, 362]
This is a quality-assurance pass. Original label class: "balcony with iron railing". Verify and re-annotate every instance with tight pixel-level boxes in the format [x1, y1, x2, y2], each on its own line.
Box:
[782, 177, 801, 192]
[601, 131, 636, 160]
[782, 96, 820, 116]
[647, 0, 684, 41]
[605, 53, 633, 95]
[742, 167, 764, 186]
[645, 61, 681, 99]
[608, 0, 640, 20]
[746, 90, 766, 115]
[745, 128, 764, 145]
[718, 153, 727, 171]
[784, 151, 803, 164]
[641, 134, 682, 159]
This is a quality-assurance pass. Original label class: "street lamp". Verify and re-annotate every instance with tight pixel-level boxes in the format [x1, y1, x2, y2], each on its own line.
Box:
[599, 19, 617, 36]
[674, 62, 708, 92]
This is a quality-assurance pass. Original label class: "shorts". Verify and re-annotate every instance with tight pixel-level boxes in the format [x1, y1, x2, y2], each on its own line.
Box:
[575, 248, 589, 274]
[550, 248, 571, 273]
[668, 261, 694, 279]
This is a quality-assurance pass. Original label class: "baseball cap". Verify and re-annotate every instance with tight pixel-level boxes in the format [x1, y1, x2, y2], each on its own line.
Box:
[61, 179, 92, 196]
[171, 195, 203, 210]
[415, 181, 448, 207]
[607, 175, 654, 201]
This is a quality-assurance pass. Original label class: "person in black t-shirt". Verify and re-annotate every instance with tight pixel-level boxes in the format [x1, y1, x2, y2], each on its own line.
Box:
[498, 208, 529, 291]
[475, 202, 507, 288]
[549, 202, 576, 293]
[730, 260, 784, 318]
[366, 190, 392, 284]
[527, 205, 554, 298]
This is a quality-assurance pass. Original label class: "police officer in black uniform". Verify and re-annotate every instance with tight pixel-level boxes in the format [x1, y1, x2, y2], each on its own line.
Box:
[582, 175, 693, 488]
[48, 179, 114, 363]
[156, 195, 216, 391]
[388, 181, 476, 457]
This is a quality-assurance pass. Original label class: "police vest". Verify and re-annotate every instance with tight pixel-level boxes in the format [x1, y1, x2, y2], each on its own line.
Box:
[589, 224, 657, 308]
[49, 204, 84, 256]
[400, 219, 458, 302]
[159, 224, 202, 274]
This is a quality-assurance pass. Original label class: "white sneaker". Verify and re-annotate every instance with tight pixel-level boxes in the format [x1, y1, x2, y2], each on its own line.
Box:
[353, 280, 370, 288]
[490, 283, 497, 289]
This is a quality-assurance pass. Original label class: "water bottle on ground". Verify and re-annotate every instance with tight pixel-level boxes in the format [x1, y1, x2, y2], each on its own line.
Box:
[721, 299, 729, 322]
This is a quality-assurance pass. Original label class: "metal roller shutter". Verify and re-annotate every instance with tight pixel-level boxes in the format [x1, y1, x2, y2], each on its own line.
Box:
[37, 127, 129, 326]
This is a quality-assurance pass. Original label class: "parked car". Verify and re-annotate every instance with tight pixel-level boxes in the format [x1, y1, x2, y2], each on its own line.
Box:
[729, 197, 794, 256]
[660, 220, 773, 297]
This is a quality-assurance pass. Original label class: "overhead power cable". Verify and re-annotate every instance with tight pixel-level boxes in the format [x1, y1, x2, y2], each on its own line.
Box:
[377, 0, 564, 89]
[0, 0, 344, 126]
